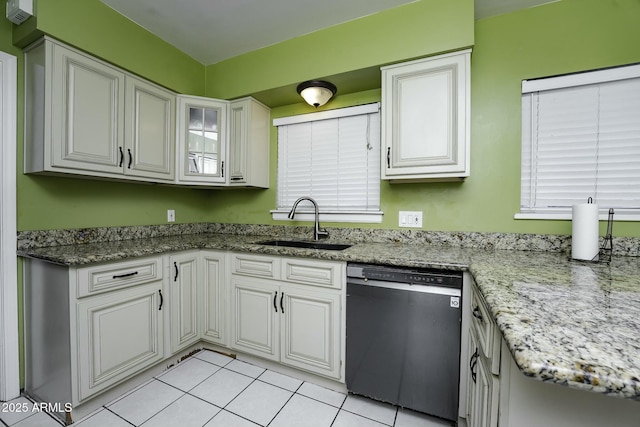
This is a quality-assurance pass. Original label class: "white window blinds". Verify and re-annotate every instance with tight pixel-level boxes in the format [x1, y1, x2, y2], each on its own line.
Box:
[274, 104, 381, 221]
[521, 64, 640, 217]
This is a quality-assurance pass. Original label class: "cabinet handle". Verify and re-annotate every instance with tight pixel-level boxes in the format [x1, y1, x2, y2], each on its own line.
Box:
[387, 147, 391, 168]
[273, 291, 278, 313]
[158, 289, 164, 311]
[230, 177, 243, 181]
[173, 262, 178, 282]
[280, 292, 284, 314]
[470, 348, 479, 384]
[112, 271, 138, 279]
[127, 149, 133, 169]
[472, 306, 483, 322]
[221, 161, 224, 178]
[118, 147, 124, 167]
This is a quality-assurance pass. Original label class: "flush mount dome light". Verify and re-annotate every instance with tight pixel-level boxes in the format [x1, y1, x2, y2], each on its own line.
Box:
[297, 80, 337, 108]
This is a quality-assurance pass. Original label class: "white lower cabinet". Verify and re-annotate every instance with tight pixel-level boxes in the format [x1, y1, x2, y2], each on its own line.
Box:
[279, 284, 341, 379]
[230, 253, 345, 380]
[24, 255, 165, 422]
[76, 283, 164, 402]
[466, 328, 498, 427]
[23, 249, 345, 423]
[200, 250, 227, 346]
[169, 251, 200, 353]
[465, 282, 640, 427]
[230, 276, 280, 361]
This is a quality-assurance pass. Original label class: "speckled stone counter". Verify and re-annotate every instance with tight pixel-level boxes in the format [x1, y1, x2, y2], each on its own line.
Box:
[469, 251, 640, 400]
[17, 226, 640, 402]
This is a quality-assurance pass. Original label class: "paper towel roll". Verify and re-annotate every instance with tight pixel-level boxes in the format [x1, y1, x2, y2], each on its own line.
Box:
[572, 202, 600, 261]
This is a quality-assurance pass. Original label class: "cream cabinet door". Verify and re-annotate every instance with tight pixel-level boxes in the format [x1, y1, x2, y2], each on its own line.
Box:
[125, 76, 175, 181]
[176, 95, 228, 185]
[467, 329, 499, 427]
[50, 43, 125, 174]
[381, 49, 470, 181]
[200, 251, 226, 346]
[228, 97, 270, 188]
[169, 252, 199, 353]
[280, 285, 341, 379]
[230, 276, 280, 361]
[76, 282, 164, 402]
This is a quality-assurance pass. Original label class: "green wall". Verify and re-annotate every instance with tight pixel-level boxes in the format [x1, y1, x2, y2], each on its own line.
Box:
[4, 0, 640, 234]
[205, 0, 474, 99]
[205, 0, 640, 237]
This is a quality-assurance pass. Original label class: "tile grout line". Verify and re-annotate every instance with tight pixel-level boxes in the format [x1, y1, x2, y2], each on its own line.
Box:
[263, 379, 305, 427]
[100, 407, 136, 427]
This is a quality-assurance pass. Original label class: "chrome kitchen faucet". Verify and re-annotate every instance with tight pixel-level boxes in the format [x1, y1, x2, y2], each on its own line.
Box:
[287, 197, 329, 241]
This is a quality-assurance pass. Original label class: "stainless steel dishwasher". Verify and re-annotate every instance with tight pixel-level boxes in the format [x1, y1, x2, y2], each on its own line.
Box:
[346, 263, 463, 423]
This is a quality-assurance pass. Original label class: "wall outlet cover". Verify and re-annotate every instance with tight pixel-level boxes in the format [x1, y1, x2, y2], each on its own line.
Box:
[399, 211, 423, 228]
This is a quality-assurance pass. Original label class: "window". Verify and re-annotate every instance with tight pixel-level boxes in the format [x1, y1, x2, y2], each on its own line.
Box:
[272, 103, 382, 223]
[518, 64, 640, 220]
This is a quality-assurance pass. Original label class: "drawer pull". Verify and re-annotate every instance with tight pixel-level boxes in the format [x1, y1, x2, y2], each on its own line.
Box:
[158, 289, 163, 311]
[174, 262, 179, 282]
[112, 271, 138, 279]
[273, 291, 278, 313]
[472, 306, 483, 322]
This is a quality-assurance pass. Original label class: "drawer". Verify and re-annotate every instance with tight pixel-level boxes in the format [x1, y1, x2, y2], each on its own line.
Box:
[76, 256, 163, 298]
[470, 286, 495, 360]
[231, 253, 279, 279]
[282, 258, 344, 289]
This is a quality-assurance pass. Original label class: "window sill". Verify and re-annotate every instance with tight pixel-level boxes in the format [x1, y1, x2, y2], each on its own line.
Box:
[271, 210, 383, 224]
[515, 212, 640, 221]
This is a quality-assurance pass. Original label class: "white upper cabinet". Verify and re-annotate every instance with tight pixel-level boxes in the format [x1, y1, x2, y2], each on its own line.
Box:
[381, 49, 471, 181]
[125, 76, 175, 181]
[228, 97, 270, 188]
[25, 37, 270, 188]
[176, 95, 227, 184]
[176, 95, 270, 187]
[25, 38, 125, 176]
[25, 37, 176, 183]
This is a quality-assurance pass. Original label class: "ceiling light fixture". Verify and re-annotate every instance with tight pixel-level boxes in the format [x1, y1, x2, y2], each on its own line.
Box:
[297, 80, 337, 108]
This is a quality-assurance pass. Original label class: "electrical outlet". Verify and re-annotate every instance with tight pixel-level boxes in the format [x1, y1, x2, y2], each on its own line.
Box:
[167, 209, 175, 222]
[399, 211, 423, 228]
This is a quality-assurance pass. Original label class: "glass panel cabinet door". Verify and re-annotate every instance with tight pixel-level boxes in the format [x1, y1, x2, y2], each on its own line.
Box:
[177, 96, 227, 184]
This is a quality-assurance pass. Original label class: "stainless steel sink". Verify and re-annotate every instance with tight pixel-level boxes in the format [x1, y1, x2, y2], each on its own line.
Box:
[258, 239, 352, 251]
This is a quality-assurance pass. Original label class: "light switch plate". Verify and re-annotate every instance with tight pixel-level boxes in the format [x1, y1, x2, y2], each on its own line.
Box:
[167, 209, 175, 222]
[399, 211, 423, 228]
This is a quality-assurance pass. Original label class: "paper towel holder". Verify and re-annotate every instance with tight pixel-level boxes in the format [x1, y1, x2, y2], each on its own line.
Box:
[601, 208, 614, 255]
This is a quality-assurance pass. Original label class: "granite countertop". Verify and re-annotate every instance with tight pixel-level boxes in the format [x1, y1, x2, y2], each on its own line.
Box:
[18, 232, 640, 401]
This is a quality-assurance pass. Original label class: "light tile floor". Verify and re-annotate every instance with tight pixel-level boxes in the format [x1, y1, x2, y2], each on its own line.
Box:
[1, 350, 453, 427]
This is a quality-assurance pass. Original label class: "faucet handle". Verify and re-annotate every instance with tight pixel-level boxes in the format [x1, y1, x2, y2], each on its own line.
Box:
[317, 228, 329, 239]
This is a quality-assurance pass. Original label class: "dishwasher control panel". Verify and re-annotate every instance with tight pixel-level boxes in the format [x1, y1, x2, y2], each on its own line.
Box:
[346, 263, 462, 288]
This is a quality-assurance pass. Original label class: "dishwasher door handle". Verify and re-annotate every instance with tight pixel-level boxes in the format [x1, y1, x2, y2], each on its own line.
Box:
[347, 279, 461, 297]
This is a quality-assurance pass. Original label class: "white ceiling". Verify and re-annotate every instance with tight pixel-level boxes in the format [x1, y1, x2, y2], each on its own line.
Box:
[100, 0, 557, 66]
